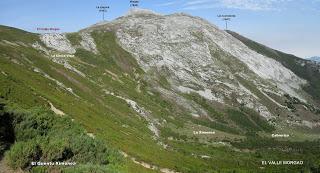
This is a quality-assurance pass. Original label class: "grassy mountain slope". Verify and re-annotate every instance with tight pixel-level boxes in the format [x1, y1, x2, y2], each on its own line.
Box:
[0, 25, 320, 173]
[227, 30, 320, 104]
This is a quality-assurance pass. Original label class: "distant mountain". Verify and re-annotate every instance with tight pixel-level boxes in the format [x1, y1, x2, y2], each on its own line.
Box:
[308, 56, 320, 62]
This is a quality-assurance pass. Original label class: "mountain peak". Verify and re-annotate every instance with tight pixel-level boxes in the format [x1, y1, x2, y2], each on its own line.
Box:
[125, 8, 161, 16]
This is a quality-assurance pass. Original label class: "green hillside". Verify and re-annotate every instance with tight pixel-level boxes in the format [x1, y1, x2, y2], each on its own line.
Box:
[0, 25, 320, 173]
[227, 30, 320, 105]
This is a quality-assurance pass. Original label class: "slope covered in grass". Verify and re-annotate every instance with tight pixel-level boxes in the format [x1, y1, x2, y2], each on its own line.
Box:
[1, 23, 320, 173]
[227, 30, 320, 104]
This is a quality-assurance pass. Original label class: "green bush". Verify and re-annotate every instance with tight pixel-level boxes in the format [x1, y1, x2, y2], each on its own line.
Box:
[40, 136, 73, 161]
[1, 103, 124, 172]
[5, 140, 41, 169]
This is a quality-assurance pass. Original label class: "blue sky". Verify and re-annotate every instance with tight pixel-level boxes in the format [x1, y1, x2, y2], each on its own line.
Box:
[0, 0, 319, 58]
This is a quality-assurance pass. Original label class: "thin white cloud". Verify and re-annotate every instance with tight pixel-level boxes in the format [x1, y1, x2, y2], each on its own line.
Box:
[156, 1, 178, 7]
[183, 0, 293, 11]
[183, 3, 219, 10]
[184, 0, 212, 6]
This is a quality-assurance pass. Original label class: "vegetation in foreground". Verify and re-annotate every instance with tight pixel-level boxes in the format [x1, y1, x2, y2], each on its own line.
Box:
[0, 99, 124, 173]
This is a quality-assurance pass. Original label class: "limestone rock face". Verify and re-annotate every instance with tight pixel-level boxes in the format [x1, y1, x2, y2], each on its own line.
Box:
[38, 8, 319, 127]
[40, 33, 76, 54]
[88, 9, 307, 120]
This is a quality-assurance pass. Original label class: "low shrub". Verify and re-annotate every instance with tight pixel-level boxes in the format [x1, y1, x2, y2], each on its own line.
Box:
[1, 101, 124, 172]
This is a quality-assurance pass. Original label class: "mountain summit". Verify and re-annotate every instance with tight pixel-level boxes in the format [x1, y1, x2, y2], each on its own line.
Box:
[125, 8, 160, 16]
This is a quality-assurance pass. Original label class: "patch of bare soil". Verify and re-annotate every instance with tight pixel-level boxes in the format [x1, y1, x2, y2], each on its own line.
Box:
[0, 158, 22, 173]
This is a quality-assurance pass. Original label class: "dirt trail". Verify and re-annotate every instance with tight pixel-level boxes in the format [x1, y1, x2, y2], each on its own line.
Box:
[121, 151, 181, 173]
